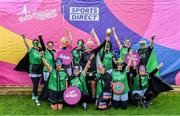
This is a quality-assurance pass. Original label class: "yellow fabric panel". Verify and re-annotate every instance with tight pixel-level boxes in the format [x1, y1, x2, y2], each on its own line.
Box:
[0, 26, 32, 64]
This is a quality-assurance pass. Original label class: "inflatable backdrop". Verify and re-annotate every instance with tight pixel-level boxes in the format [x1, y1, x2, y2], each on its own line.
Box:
[0, 0, 179, 86]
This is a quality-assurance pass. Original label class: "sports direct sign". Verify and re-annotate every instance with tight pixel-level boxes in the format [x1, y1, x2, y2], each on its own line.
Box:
[69, 7, 99, 21]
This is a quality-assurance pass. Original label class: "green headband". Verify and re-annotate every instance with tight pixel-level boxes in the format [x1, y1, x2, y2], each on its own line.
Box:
[139, 40, 146, 46]
[140, 43, 146, 46]
[117, 58, 124, 64]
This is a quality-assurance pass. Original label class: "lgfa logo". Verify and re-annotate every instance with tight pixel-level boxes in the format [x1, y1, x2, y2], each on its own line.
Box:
[17, 4, 29, 15]
[17, 4, 58, 22]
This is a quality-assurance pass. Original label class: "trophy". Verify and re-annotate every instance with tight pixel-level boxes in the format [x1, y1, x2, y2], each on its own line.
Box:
[105, 28, 111, 51]
[106, 28, 111, 37]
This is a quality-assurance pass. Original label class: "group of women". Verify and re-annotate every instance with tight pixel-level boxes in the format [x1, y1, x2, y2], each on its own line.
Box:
[17, 27, 172, 110]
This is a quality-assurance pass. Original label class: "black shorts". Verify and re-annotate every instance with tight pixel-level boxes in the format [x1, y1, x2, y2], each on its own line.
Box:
[80, 92, 89, 102]
[86, 72, 96, 81]
[48, 89, 64, 104]
[29, 64, 43, 74]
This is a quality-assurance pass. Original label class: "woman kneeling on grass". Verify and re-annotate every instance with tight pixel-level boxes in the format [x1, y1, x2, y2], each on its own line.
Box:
[41, 52, 68, 110]
[95, 64, 112, 110]
[131, 63, 164, 108]
[69, 54, 95, 110]
[111, 58, 131, 110]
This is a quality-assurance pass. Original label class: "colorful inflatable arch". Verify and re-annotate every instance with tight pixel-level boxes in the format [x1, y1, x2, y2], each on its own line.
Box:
[0, 0, 179, 86]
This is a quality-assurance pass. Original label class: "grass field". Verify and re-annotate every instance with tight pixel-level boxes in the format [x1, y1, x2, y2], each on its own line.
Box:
[0, 93, 180, 115]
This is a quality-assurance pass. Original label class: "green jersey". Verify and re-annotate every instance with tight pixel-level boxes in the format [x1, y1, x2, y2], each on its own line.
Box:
[72, 48, 85, 65]
[99, 48, 114, 70]
[29, 48, 42, 64]
[120, 47, 131, 62]
[95, 72, 112, 98]
[96, 79, 104, 98]
[48, 68, 68, 91]
[112, 70, 130, 94]
[69, 72, 88, 94]
[43, 49, 55, 72]
[133, 74, 149, 90]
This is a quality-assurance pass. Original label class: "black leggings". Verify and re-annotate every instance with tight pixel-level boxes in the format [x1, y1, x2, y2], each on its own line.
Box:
[113, 100, 127, 110]
[40, 80, 49, 101]
[132, 90, 153, 106]
[144, 90, 153, 101]
[80, 93, 89, 103]
[30, 77, 40, 97]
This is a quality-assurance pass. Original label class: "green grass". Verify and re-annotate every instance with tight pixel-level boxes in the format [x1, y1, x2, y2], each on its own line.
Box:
[0, 93, 180, 115]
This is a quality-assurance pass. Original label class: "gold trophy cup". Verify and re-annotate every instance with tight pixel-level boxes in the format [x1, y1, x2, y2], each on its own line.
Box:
[106, 28, 111, 37]
[105, 28, 111, 51]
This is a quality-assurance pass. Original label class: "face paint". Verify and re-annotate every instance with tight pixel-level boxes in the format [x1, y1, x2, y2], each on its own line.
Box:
[33, 40, 39, 47]
[139, 65, 146, 75]
[55, 58, 63, 66]
[117, 58, 123, 64]
[124, 39, 131, 48]
[73, 65, 80, 72]
[117, 62, 124, 66]
[73, 65, 80, 76]
[140, 43, 145, 47]
[107, 44, 110, 48]
[139, 65, 145, 71]
[77, 40, 83, 47]
[139, 40, 146, 49]
[117, 63, 124, 70]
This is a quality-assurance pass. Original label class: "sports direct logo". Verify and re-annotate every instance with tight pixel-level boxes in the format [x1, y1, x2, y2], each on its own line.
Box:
[69, 7, 99, 21]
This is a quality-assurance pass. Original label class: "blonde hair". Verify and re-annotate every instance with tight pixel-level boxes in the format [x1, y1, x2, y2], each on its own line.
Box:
[60, 37, 68, 43]
[86, 40, 94, 45]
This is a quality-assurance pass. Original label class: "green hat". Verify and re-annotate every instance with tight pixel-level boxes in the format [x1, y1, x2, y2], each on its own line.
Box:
[117, 58, 124, 65]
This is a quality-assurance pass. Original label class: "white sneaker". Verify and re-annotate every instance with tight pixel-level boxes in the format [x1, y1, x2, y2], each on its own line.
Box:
[35, 99, 41, 106]
[82, 102, 88, 110]
[32, 95, 36, 101]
